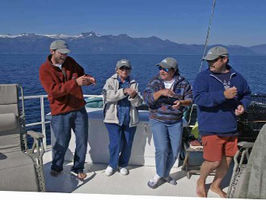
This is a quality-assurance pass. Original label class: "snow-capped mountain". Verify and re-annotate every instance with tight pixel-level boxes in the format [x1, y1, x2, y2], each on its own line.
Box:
[0, 32, 264, 55]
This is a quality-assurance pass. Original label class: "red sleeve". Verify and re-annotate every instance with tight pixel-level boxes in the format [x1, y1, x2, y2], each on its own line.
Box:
[68, 57, 85, 77]
[68, 57, 95, 85]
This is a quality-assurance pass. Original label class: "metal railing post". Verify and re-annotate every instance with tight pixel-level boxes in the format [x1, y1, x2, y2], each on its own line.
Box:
[40, 96, 47, 149]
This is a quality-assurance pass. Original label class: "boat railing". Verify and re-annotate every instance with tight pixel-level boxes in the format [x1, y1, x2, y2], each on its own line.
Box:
[21, 94, 265, 150]
[20, 94, 102, 150]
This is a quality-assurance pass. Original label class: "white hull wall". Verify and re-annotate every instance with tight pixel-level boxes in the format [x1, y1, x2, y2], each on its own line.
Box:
[51, 109, 179, 167]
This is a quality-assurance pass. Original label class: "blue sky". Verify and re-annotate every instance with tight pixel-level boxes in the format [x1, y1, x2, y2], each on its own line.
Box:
[1, 0, 266, 46]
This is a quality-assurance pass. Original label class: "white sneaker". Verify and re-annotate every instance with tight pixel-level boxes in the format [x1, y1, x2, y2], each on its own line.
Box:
[105, 166, 114, 176]
[119, 167, 129, 175]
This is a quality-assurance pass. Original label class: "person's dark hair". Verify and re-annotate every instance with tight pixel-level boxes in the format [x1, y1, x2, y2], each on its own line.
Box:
[173, 68, 179, 76]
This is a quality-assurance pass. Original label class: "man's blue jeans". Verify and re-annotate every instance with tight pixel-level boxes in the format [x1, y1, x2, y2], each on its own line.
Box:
[104, 123, 136, 170]
[149, 119, 183, 178]
[51, 107, 88, 173]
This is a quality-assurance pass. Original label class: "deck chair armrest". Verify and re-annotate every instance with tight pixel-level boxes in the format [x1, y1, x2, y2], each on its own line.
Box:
[237, 141, 254, 149]
[25, 131, 45, 161]
[25, 131, 46, 192]
[26, 131, 44, 140]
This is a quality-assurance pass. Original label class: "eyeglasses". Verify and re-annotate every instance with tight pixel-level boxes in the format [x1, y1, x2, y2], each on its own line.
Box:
[158, 66, 170, 72]
[119, 66, 131, 71]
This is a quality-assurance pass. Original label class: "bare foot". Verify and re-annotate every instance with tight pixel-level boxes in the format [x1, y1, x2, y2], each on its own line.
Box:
[71, 171, 87, 181]
[197, 179, 207, 197]
[210, 184, 227, 198]
[77, 172, 87, 180]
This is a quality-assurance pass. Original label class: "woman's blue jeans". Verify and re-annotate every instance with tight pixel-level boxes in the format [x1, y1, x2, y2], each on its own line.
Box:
[105, 123, 136, 169]
[149, 119, 183, 178]
[51, 107, 88, 173]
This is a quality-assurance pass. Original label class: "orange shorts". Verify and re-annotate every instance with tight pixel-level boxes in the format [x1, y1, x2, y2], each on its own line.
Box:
[201, 135, 238, 162]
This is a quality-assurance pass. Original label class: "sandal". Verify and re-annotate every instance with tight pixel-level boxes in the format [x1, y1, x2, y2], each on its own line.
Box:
[147, 177, 165, 189]
[164, 176, 177, 185]
[70, 171, 87, 181]
[50, 169, 61, 177]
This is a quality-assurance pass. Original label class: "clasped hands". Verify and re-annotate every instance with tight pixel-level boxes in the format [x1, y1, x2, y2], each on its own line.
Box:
[124, 88, 137, 98]
[224, 86, 245, 116]
[76, 75, 96, 86]
[160, 89, 181, 109]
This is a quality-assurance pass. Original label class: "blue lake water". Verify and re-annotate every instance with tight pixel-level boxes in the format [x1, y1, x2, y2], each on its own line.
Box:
[0, 53, 265, 144]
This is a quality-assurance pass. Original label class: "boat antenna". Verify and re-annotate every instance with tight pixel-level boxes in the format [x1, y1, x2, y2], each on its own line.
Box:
[199, 0, 217, 72]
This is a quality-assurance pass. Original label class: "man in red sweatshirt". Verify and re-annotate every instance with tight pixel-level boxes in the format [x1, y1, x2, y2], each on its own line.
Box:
[39, 40, 96, 180]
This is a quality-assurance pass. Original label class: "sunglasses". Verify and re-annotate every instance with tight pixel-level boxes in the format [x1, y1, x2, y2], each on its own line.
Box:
[158, 66, 170, 72]
[119, 66, 131, 71]
[207, 56, 223, 63]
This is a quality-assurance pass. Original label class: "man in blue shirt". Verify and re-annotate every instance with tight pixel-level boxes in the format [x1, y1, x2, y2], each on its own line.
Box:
[193, 46, 251, 197]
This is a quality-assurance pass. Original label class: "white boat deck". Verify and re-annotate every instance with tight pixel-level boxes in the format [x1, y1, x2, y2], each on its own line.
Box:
[43, 148, 231, 198]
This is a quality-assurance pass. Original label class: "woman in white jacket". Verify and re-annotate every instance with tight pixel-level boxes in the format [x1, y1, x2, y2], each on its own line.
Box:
[102, 59, 143, 176]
